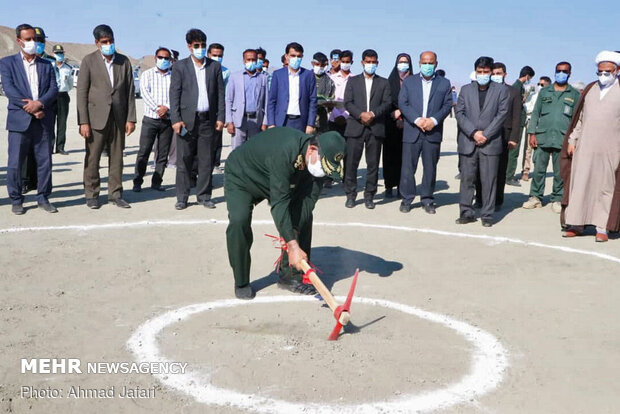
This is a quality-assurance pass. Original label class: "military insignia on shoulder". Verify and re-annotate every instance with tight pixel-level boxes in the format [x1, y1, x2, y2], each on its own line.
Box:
[294, 154, 305, 170]
[334, 152, 344, 162]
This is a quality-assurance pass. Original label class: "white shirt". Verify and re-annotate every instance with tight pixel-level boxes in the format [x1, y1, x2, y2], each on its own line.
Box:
[140, 67, 172, 119]
[102, 54, 114, 87]
[600, 78, 618, 100]
[286, 68, 301, 116]
[193, 58, 210, 112]
[415, 74, 438, 126]
[328, 70, 352, 121]
[364, 74, 374, 112]
[21, 52, 39, 101]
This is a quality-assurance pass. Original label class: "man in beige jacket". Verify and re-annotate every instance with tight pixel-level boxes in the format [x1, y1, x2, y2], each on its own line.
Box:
[77, 24, 136, 209]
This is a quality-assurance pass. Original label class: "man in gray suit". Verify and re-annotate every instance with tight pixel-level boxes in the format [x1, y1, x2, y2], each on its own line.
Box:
[170, 28, 225, 210]
[455, 56, 509, 227]
[77, 24, 136, 209]
[225, 49, 269, 149]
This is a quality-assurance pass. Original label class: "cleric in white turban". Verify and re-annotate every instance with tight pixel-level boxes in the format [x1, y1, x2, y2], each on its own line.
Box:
[562, 50, 620, 242]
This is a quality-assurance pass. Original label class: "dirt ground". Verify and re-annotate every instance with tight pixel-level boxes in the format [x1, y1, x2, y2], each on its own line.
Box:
[0, 92, 618, 414]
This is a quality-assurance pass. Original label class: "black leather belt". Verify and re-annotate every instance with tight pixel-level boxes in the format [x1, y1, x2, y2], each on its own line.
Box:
[286, 114, 301, 120]
[245, 112, 257, 119]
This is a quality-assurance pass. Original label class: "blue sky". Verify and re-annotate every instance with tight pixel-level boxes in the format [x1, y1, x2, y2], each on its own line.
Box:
[3, 0, 616, 86]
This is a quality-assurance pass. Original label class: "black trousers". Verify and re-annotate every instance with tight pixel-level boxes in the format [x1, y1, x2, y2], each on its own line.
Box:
[55, 92, 70, 152]
[22, 149, 38, 189]
[476, 133, 509, 207]
[133, 116, 173, 187]
[400, 139, 441, 206]
[345, 127, 383, 200]
[382, 122, 403, 190]
[176, 113, 215, 203]
[213, 129, 223, 167]
[460, 148, 499, 220]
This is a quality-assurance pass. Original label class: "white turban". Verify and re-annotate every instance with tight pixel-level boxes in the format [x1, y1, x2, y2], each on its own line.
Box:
[595, 50, 620, 66]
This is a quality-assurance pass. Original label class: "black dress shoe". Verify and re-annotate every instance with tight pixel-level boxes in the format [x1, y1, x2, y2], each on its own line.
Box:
[385, 188, 394, 198]
[151, 184, 165, 191]
[201, 200, 216, 209]
[455, 216, 476, 224]
[399, 203, 411, 213]
[38, 202, 58, 213]
[364, 199, 375, 209]
[345, 198, 355, 208]
[110, 198, 131, 208]
[175, 201, 187, 210]
[277, 277, 317, 295]
[234, 284, 256, 300]
[481, 219, 493, 227]
[86, 198, 100, 209]
[56, 149, 69, 155]
[423, 203, 436, 214]
[11, 204, 25, 215]
[132, 184, 142, 192]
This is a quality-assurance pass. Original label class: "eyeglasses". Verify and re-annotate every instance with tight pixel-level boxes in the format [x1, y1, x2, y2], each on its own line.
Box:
[191, 43, 206, 49]
[156, 56, 171, 60]
[537, 83, 544, 86]
[555, 70, 570, 74]
[596, 70, 614, 76]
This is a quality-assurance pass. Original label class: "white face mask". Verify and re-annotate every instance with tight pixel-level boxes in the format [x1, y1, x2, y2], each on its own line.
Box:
[313, 65, 326, 75]
[598, 71, 617, 87]
[340, 62, 352, 72]
[306, 155, 326, 178]
[21, 40, 37, 55]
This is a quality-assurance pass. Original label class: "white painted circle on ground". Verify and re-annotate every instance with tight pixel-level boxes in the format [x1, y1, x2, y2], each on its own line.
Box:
[127, 295, 509, 413]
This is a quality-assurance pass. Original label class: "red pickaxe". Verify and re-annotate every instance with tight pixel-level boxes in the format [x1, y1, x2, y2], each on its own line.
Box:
[299, 260, 359, 341]
[266, 234, 359, 340]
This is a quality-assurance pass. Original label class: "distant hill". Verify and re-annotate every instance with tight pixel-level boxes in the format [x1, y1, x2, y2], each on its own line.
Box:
[0, 25, 141, 68]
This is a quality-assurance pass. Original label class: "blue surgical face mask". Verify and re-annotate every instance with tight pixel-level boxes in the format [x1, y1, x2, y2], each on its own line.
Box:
[156, 58, 171, 71]
[340, 62, 352, 72]
[397, 62, 409, 73]
[193, 48, 206, 60]
[101, 43, 115, 56]
[555, 72, 569, 84]
[35, 42, 45, 55]
[210, 56, 222, 63]
[244, 61, 256, 71]
[54, 53, 65, 62]
[491, 74, 504, 84]
[256, 58, 264, 68]
[476, 74, 491, 86]
[364, 63, 377, 75]
[420, 63, 435, 77]
[289, 56, 302, 70]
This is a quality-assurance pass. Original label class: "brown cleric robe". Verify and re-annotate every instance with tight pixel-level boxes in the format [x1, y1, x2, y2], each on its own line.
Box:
[560, 81, 620, 232]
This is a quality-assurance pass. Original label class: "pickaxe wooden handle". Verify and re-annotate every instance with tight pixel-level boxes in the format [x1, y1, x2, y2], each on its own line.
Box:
[300, 260, 351, 326]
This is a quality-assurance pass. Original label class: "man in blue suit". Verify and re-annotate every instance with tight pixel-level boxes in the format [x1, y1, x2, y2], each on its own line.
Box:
[398, 51, 453, 214]
[0, 23, 58, 215]
[267, 42, 317, 133]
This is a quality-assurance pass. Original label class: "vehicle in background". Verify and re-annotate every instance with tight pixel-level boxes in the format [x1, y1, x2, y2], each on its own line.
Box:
[133, 67, 141, 98]
[72, 66, 79, 88]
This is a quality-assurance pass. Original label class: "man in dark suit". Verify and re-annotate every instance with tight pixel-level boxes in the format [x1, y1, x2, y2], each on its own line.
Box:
[475, 62, 523, 208]
[267, 42, 317, 133]
[398, 51, 453, 214]
[77, 24, 136, 209]
[343, 49, 392, 209]
[0, 23, 58, 214]
[455, 56, 509, 227]
[170, 28, 225, 210]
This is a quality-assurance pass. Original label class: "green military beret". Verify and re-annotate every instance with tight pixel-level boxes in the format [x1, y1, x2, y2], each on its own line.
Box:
[316, 131, 346, 182]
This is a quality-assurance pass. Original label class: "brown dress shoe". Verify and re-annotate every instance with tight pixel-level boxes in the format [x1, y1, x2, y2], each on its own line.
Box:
[595, 233, 609, 243]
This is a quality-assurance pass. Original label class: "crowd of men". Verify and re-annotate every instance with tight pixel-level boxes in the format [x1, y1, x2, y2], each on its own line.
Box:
[0, 23, 618, 242]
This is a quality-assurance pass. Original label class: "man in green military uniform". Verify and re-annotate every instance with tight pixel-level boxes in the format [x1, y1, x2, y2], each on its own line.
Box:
[522, 61, 580, 213]
[225, 127, 346, 299]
